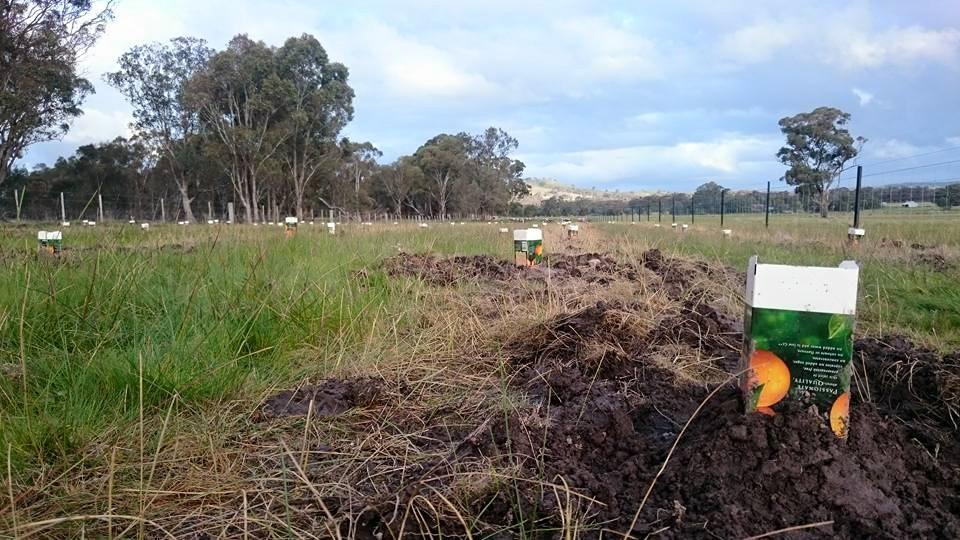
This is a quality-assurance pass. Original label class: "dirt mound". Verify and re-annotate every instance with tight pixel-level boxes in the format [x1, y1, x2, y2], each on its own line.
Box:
[640, 248, 737, 299]
[260, 377, 385, 418]
[640, 392, 960, 539]
[464, 310, 960, 538]
[648, 295, 742, 375]
[855, 336, 960, 444]
[912, 251, 953, 272]
[545, 252, 640, 284]
[506, 301, 655, 378]
[382, 253, 520, 285]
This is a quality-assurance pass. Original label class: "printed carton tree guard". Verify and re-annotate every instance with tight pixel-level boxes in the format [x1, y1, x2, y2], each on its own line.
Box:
[740, 256, 860, 437]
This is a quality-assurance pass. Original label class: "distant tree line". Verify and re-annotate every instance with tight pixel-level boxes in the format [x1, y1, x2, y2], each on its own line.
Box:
[521, 180, 960, 218]
[0, 6, 529, 222]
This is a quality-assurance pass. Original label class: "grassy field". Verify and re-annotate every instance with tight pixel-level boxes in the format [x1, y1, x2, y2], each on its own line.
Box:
[0, 216, 957, 537]
[604, 212, 960, 349]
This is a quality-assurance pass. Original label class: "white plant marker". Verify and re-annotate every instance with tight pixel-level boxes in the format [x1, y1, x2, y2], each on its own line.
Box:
[141, 223, 150, 230]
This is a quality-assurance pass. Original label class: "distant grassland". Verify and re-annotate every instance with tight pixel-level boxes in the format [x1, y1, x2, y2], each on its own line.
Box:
[0, 214, 957, 474]
[602, 211, 960, 350]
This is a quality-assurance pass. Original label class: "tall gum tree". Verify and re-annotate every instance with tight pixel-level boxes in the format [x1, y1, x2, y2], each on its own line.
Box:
[107, 37, 212, 223]
[187, 35, 291, 223]
[777, 107, 866, 218]
[275, 34, 354, 221]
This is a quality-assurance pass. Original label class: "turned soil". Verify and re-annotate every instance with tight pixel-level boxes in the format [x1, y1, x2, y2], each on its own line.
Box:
[260, 250, 959, 539]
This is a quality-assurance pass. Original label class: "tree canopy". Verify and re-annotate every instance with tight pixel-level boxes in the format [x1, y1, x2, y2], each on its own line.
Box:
[777, 107, 865, 217]
[0, 0, 113, 186]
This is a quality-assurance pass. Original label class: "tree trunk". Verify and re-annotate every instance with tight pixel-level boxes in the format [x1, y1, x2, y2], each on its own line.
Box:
[178, 182, 196, 223]
[819, 189, 829, 218]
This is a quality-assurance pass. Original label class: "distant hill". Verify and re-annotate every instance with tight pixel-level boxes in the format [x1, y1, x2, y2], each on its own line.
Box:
[520, 178, 656, 204]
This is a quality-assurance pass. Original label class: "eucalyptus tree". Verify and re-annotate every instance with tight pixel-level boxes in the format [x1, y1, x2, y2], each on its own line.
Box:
[186, 35, 292, 223]
[777, 107, 866, 218]
[275, 34, 354, 220]
[413, 133, 470, 219]
[107, 37, 213, 222]
[0, 0, 113, 186]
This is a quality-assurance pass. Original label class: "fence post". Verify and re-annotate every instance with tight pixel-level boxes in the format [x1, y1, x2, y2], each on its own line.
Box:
[671, 195, 676, 221]
[658, 198, 662, 222]
[691, 194, 695, 224]
[60, 192, 66, 223]
[160, 198, 166, 222]
[98, 192, 104, 222]
[853, 166, 862, 228]
[765, 181, 770, 228]
[14, 189, 22, 223]
[720, 189, 726, 227]
[647, 202, 651, 221]
[227, 202, 235, 224]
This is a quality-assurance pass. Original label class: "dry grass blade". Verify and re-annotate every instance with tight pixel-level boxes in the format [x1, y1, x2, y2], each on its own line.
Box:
[15, 515, 178, 539]
[741, 520, 835, 539]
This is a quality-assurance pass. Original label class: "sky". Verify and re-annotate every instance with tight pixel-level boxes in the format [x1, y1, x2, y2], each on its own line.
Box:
[20, 0, 960, 191]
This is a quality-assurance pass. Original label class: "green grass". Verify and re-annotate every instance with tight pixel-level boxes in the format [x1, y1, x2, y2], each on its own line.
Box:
[0, 223, 502, 471]
[602, 212, 960, 349]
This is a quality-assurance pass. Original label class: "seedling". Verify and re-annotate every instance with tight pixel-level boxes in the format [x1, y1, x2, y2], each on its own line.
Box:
[740, 256, 859, 438]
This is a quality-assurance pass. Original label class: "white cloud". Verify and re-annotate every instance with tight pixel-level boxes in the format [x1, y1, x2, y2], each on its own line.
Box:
[718, 20, 802, 64]
[946, 137, 960, 147]
[828, 26, 960, 69]
[852, 88, 874, 106]
[867, 139, 937, 160]
[718, 12, 960, 71]
[62, 107, 133, 144]
[520, 134, 781, 184]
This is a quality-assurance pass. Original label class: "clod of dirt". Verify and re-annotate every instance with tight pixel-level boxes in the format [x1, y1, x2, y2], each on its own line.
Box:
[260, 377, 385, 418]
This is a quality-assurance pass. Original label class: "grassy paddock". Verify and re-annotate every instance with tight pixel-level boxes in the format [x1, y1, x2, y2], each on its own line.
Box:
[0, 223, 507, 471]
[600, 212, 960, 349]
[0, 217, 957, 535]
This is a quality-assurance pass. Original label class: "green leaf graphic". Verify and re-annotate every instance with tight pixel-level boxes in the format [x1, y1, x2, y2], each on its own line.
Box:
[828, 314, 850, 340]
